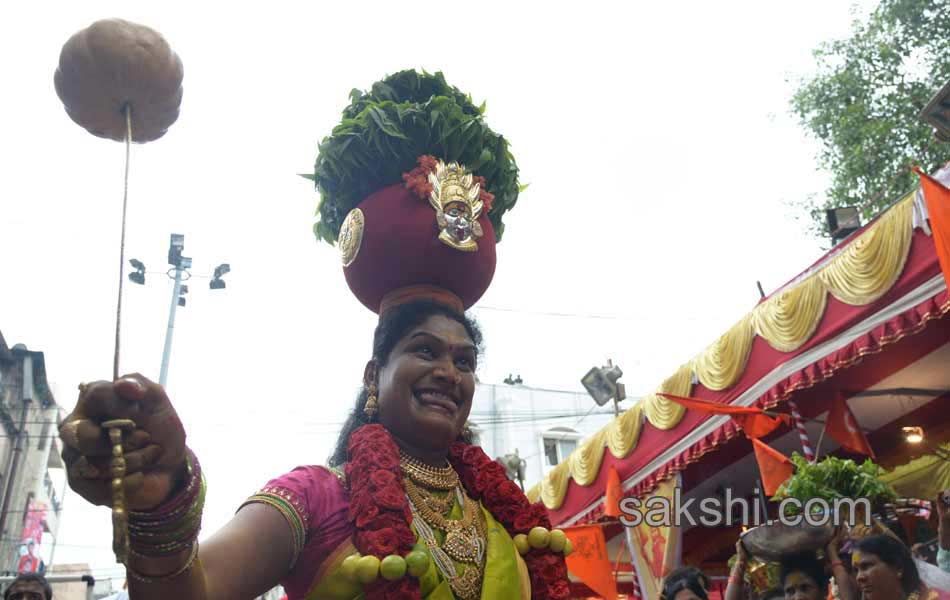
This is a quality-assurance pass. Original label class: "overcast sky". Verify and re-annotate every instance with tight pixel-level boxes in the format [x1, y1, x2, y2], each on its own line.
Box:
[0, 0, 879, 585]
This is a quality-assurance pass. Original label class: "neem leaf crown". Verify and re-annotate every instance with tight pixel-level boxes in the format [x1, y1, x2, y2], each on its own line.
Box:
[307, 70, 520, 244]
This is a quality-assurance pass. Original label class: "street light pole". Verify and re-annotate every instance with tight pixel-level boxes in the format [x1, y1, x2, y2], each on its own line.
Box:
[159, 263, 184, 387]
[128, 233, 228, 390]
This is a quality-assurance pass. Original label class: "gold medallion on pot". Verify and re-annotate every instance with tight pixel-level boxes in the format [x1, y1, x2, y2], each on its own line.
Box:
[339, 208, 365, 267]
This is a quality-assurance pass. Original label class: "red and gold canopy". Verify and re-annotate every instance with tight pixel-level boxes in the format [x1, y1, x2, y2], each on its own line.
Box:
[528, 172, 950, 529]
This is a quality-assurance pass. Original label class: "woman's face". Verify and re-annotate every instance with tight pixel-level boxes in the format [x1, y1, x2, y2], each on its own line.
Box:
[782, 570, 822, 600]
[374, 314, 477, 454]
[853, 551, 906, 600]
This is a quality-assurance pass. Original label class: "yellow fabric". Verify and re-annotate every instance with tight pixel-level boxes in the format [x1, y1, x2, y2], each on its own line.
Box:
[570, 429, 609, 486]
[691, 314, 755, 391]
[525, 483, 540, 504]
[304, 503, 528, 599]
[528, 195, 918, 509]
[628, 476, 681, 599]
[642, 365, 692, 430]
[753, 276, 828, 353]
[514, 551, 532, 600]
[819, 194, 914, 306]
[539, 462, 571, 510]
[881, 444, 950, 501]
[606, 402, 643, 459]
[478, 505, 528, 600]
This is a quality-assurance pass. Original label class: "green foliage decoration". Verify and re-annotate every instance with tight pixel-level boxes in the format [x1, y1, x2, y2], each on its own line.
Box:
[305, 70, 520, 245]
[775, 453, 897, 516]
[790, 0, 950, 236]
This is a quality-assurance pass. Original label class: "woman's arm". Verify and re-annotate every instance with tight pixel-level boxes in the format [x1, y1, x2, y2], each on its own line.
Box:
[937, 493, 950, 573]
[128, 503, 295, 600]
[724, 540, 748, 600]
[827, 529, 858, 600]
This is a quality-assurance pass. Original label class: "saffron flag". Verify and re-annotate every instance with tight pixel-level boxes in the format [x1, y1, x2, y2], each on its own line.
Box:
[628, 475, 682, 599]
[659, 393, 790, 439]
[564, 525, 618, 600]
[605, 465, 623, 518]
[914, 166, 950, 294]
[751, 438, 795, 495]
[733, 412, 790, 439]
[825, 393, 875, 458]
[659, 393, 768, 415]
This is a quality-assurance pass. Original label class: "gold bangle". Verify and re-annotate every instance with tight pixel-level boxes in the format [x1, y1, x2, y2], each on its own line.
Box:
[127, 542, 199, 584]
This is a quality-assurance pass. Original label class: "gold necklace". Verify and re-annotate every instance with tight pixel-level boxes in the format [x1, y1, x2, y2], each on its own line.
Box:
[404, 479, 486, 564]
[406, 480, 486, 600]
[410, 484, 455, 515]
[399, 452, 459, 491]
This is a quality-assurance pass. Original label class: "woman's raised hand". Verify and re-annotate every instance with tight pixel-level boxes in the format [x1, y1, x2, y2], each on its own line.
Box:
[59, 374, 188, 511]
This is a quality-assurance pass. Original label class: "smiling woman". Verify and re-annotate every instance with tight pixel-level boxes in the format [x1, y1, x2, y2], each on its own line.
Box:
[328, 300, 483, 469]
[58, 69, 571, 600]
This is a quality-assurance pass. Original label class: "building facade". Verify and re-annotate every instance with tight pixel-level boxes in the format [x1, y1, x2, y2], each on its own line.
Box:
[0, 331, 65, 575]
[469, 382, 621, 490]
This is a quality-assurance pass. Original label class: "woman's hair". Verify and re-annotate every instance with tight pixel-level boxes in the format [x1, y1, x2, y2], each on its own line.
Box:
[854, 534, 921, 595]
[780, 553, 829, 594]
[328, 299, 483, 467]
[661, 566, 709, 600]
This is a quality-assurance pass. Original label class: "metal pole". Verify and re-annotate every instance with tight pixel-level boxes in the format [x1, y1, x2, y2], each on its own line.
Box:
[159, 266, 183, 387]
[47, 471, 69, 569]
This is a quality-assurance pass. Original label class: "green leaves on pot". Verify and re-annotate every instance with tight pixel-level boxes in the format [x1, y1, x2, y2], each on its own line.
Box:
[308, 70, 521, 245]
[775, 453, 897, 512]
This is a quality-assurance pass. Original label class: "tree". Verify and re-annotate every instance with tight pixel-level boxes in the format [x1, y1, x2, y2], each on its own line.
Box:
[791, 0, 950, 235]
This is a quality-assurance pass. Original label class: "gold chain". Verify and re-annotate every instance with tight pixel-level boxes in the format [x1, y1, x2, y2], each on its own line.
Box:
[405, 479, 486, 600]
[412, 485, 455, 515]
[399, 452, 459, 490]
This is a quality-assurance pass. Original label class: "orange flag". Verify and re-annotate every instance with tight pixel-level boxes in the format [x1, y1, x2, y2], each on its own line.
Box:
[564, 525, 619, 600]
[659, 393, 768, 415]
[825, 393, 875, 458]
[733, 412, 791, 439]
[659, 393, 791, 438]
[604, 466, 622, 518]
[751, 438, 795, 495]
[914, 166, 950, 293]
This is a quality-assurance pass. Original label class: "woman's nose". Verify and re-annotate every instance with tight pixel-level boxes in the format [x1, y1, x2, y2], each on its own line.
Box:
[432, 359, 459, 382]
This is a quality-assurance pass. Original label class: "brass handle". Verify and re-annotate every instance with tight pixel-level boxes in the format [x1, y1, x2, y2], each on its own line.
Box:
[102, 419, 136, 564]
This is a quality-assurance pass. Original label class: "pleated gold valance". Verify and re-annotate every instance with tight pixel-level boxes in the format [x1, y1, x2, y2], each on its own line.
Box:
[570, 429, 609, 486]
[691, 314, 755, 392]
[818, 195, 913, 306]
[539, 461, 571, 509]
[642, 365, 692, 430]
[528, 195, 919, 510]
[753, 276, 827, 353]
[606, 403, 643, 458]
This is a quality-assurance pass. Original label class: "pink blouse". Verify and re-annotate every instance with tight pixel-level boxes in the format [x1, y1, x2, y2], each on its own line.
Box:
[243, 465, 353, 599]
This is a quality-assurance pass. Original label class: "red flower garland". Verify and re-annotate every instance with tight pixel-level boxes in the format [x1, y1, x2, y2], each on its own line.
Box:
[346, 425, 420, 599]
[402, 155, 495, 213]
[347, 424, 570, 600]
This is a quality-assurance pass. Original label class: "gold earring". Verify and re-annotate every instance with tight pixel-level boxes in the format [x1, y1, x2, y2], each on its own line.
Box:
[363, 384, 378, 420]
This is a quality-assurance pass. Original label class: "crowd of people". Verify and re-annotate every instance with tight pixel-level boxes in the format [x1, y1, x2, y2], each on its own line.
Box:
[659, 494, 950, 600]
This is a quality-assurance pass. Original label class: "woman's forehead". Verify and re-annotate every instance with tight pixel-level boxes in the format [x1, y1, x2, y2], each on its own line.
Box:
[405, 316, 473, 346]
[785, 571, 813, 586]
